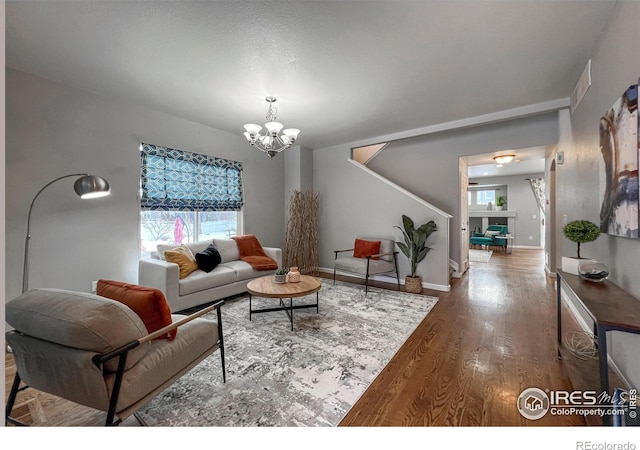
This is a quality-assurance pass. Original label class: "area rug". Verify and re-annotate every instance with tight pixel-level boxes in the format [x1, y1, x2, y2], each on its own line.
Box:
[469, 249, 493, 263]
[137, 280, 438, 426]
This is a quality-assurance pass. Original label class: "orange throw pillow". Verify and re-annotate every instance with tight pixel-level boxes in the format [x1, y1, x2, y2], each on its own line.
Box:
[164, 245, 199, 279]
[97, 279, 176, 340]
[353, 239, 381, 260]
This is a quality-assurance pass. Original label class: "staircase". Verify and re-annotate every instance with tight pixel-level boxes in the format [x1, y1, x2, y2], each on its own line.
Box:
[348, 157, 454, 291]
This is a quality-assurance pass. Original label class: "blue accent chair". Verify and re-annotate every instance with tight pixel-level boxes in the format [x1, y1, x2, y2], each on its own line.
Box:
[470, 225, 508, 250]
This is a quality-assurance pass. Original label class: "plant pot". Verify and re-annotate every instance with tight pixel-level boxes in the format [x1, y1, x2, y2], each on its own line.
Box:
[405, 276, 423, 294]
[561, 256, 596, 275]
[274, 274, 287, 284]
[495, 205, 503, 211]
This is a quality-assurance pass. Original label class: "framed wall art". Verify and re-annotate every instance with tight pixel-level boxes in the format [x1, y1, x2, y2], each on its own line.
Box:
[599, 83, 639, 239]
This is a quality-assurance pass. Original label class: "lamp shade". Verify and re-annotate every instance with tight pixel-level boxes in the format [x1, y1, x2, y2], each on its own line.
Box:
[283, 128, 300, 141]
[73, 175, 111, 199]
[493, 154, 515, 165]
[265, 121, 283, 136]
[244, 124, 262, 136]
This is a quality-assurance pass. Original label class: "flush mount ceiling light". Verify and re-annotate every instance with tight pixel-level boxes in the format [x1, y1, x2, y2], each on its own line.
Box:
[243, 97, 300, 158]
[493, 154, 516, 165]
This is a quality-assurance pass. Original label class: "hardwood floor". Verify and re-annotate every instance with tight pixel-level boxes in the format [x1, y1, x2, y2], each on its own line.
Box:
[5, 248, 585, 426]
[337, 248, 585, 426]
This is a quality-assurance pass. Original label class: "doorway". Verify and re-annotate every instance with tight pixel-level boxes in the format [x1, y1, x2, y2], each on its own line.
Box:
[462, 146, 551, 272]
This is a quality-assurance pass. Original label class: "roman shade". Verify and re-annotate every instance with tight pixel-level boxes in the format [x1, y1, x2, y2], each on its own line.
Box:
[140, 143, 243, 211]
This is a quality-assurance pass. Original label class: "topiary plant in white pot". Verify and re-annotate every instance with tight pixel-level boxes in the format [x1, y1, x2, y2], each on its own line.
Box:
[561, 220, 601, 275]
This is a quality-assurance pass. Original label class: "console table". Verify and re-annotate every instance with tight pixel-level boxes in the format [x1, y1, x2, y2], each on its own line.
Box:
[556, 270, 640, 421]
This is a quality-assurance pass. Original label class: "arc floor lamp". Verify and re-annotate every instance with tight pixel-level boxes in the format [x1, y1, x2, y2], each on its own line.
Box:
[22, 173, 111, 293]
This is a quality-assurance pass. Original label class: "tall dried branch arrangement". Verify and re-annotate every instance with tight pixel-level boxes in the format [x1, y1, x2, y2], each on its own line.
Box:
[284, 190, 319, 275]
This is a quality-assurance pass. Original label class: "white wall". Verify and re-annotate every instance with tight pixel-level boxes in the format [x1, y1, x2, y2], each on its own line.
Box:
[284, 144, 313, 223]
[556, 1, 640, 388]
[5, 69, 285, 302]
[313, 147, 450, 290]
[365, 113, 558, 267]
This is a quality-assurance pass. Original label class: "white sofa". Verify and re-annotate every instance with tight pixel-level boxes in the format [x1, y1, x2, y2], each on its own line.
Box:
[139, 238, 282, 312]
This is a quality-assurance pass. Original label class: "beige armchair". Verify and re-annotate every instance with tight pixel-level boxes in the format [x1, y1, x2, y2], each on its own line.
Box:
[5, 288, 225, 426]
[333, 237, 400, 294]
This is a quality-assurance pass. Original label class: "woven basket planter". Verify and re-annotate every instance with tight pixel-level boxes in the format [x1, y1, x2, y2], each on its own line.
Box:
[404, 276, 423, 294]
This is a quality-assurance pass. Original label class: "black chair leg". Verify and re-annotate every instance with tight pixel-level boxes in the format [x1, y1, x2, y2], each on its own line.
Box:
[105, 353, 129, 426]
[333, 268, 336, 285]
[5, 372, 21, 426]
[393, 253, 400, 290]
[217, 306, 226, 383]
[365, 258, 371, 295]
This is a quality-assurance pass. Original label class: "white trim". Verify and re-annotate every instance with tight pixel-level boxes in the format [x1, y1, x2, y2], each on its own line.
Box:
[449, 258, 462, 278]
[513, 245, 543, 249]
[469, 210, 517, 218]
[570, 59, 591, 114]
[357, 142, 389, 165]
[319, 267, 451, 292]
[544, 265, 557, 278]
[348, 159, 453, 219]
[422, 280, 451, 292]
[346, 98, 570, 149]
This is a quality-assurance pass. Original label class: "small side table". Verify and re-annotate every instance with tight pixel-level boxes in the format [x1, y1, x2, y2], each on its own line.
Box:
[495, 235, 514, 254]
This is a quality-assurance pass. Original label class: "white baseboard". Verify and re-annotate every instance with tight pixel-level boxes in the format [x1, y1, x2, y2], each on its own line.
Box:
[319, 267, 451, 292]
[544, 265, 557, 278]
[449, 259, 462, 278]
[513, 245, 543, 249]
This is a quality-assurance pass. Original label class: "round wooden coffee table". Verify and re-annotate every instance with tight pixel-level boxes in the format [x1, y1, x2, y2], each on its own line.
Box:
[246, 275, 321, 331]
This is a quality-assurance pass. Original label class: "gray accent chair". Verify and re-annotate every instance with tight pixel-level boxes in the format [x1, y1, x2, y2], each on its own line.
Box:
[5, 288, 225, 426]
[333, 237, 400, 294]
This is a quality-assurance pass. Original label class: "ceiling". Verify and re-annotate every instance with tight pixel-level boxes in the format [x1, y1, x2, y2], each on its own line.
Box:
[466, 146, 548, 179]
[6, 1, 617, 150]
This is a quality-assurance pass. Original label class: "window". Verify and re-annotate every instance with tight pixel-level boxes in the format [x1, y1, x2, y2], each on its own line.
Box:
[475, 190, 496, 205]
[139, 143, 243, 258]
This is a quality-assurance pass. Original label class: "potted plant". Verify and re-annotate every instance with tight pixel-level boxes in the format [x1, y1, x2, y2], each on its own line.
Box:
[495, 196, 506, 211]
[561, 220, 601, 275]
[394, 215, 437, 294]
[274, 267, 288, 283]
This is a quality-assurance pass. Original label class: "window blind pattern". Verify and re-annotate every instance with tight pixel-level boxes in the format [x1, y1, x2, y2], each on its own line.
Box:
[140, 143, 243, 211]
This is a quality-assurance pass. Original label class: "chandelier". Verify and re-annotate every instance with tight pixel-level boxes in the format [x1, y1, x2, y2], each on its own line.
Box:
[243, 97, 300, 158]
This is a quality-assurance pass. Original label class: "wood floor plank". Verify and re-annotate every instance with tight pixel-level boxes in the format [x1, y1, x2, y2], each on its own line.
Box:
[6, 249, 587, 426]
[338, 249, 586, 426]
